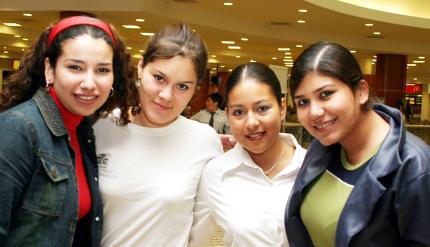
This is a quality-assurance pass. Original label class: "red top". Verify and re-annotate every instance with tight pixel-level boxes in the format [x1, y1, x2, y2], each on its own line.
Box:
[49, 88, 92, 220]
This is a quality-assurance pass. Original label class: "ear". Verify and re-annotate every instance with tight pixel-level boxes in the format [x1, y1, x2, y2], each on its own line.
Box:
[280, 97, 287, 120]
[357, 79, 369, 105]
[137, 55, 144, 79]
[44, 58, 54, 83]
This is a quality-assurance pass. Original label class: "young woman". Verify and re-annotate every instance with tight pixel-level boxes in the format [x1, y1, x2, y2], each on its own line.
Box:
[0, 16, 133, 246]
[189, 62, 307, 247]
[93, 23, 223, 246]
[285, 41, 430, 247]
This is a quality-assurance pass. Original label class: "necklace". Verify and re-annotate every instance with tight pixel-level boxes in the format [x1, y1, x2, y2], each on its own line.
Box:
[263, 144, 287, 175]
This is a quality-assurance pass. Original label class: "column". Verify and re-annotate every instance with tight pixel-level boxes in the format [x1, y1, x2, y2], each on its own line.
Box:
[373, 54, 407, 107]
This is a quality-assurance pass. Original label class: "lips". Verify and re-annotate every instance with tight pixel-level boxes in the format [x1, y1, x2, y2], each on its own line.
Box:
[246, 131, 265, 141]
[153, 101, 172, 111]
[74, 94, 98, 104]
[312, 118, 336, 130]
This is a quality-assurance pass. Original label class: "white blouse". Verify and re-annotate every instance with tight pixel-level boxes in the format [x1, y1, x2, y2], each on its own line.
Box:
[189, 133, 307, 247]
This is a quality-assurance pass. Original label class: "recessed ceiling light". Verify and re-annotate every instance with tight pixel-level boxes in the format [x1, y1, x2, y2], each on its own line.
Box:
[3, 51, 8, 53]
[286, 65, 293, 67]
[414, 78, 418, 80]
[139, 50, 144, 53]
[220, 65, 225, 68]
[350, 50, 356, 53]
[284, 56, 292, 59]
[284, 59, 293, 62]
[297, 20, 306, 24]
[221, 41, 235, 44]
[284, 52, 291, 55]
[126, 47, 132, 50]
[228, 69, 233, 72]
[14, 34, 21, 38]
[373, 55, 377, 58]
[413, 60, 425, 63]
[241, 37, 248, 41]
[122, 25, 141, 29]
[372, 62, 375, 65]
[373, 31, 381, 35]
[272, 57, 278, 60]
[23, 13, 32, 17]
[365, 23, 374, 26]
[372, 59, 377, 62]
[21, 48, 25, 51]
[3, 46, 6, 49]
[407, 63, 416, 67]
[136, 19, 145, 22]
[22, 38, 29, 41]
[296, 44, 303, 48]
[298, 9, 308, 13]
[224, 2, 233, 6]
[235, 55, 241, 58]
[228, 46, 241, 49]
[140, 32, 154, 36]
[418, 56, 425, 59]
[278, 48, 290, 51]
[211, 55, 216, 58]
[3, 23, 21, 27]
[250, 59, 256, 62]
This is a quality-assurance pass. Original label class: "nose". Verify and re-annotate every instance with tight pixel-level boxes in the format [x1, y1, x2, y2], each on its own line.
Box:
[245, 112, 259, 129]
[309, 102, 324, 120]
[80, 71, 96, 91]
[158, 85, 174, 101]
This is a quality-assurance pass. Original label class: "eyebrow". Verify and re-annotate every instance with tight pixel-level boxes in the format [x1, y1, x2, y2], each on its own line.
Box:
[293, 84, 334, 99]
[153, 69, 195, 84]
[228, 99, 270, 108]
[64, 58, 112, 66]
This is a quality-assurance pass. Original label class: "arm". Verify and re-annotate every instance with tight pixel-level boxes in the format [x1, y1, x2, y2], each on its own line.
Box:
[188, 172, 218, 247]
[0, 112, 36, 240]
[219, 134, 236, 150]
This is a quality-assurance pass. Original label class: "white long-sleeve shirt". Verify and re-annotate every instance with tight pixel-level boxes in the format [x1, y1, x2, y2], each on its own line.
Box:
[189, 133, 306, 247]
[94, 116, 223, 247]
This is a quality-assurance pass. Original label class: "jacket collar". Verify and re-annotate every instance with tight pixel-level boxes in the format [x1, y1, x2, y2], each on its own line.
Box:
[32, 87, 68, 137]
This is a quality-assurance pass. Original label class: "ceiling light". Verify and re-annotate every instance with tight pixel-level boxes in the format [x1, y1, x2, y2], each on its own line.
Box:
[284, 52, 291, 55]
[371, 59, 377, 62]
[284, 59, 293, 62]
[284, 56, 292, 59]
[272, 57, 278, 60]
[372, 62, 375, 65]
[3, 51, 8, 53]
[296, 44, 303, 48]
[278, 48, 290, 51]
[373, 55, 377, 58]
[250, 59, 256, 62]
[365, 23, 374, 26]
[139, 50, 144, 53]
[3, 23, 21, 27]
[140, 32, 154, 36]
[235, 55, 241, 58]
[21, 48, 25, 51]
[298, 9, 308, 13]
[407, 64, 416, 67]
[241, 37, 248, 41]
[122, 25, 141, 29]
[211, 55, 216, 58]
[413, 60, 425, 63]
[414, 78, 418, 80]
[418, 56, 425, 59]
[23, 13, 32, 16]
[373, 31, 381, 35]
[22, 38, 29, 41]
[350, 50, 356, 53]
[14, 34, 21, 38]
[220, 65, 225, 68]
[221, 41, 235, 44]
[192, 29, 196, 32]
[3, 46, 6, 49]
[297, 20, 306, 24]
[286, 65, 293, 67]
[228, 46, 241, 49]
[132, 54, 141, 58]
[224, 2, 233, 6]
[136, 19, 145, 22]
[126, 47, 132, 50]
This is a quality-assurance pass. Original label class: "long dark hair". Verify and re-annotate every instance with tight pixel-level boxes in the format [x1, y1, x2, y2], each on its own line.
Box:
[0, 18, 134, 125]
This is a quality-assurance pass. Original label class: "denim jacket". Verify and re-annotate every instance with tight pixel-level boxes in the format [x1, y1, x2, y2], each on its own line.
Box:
[0, 88, 103, 247]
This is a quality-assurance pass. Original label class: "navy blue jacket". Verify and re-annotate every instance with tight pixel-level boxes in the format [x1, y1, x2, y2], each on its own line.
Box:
[285, 104, 430, 246]
[0, 88, 103, 247]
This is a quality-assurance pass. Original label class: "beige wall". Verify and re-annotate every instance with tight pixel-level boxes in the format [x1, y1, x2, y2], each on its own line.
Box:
[421, 84, 429, 121]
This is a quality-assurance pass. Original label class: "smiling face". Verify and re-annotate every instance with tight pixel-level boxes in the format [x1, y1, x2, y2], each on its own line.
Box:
[45, 34, 114, 116]
[227, 78, 286, 155]
[137, 55, 197, 127]
[293, 71, 368, 146]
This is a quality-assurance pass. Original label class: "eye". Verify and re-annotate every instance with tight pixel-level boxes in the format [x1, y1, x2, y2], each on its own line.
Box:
[230, 108, 245, 117]
[97, 67, 111, 73]
[177, 83, 189, 91]
[154, 74, 164, 82]
[320, 90, 334, 98]
[296, 98, 310, 107]
[257, 105, 270, 112]
[67, 64, 81, 71]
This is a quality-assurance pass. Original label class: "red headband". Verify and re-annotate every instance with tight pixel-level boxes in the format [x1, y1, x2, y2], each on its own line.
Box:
[47, 16, 117, 48]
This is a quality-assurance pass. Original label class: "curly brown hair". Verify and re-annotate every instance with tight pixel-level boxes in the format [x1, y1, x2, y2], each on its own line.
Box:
[0, 18, 134, 126]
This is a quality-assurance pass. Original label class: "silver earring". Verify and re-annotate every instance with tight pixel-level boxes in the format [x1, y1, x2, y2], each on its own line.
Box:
[135, 78, 141, 88]
[45, 80, 52, 91]
[110, 87, 114, 97]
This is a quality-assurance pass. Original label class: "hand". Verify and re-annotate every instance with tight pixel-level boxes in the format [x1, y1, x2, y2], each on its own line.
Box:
[219, 134, 236, 150]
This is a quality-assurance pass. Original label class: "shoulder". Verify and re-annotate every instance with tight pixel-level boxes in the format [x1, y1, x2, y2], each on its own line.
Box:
[203, 145, 242, 178]
[400, 132, 430, 178]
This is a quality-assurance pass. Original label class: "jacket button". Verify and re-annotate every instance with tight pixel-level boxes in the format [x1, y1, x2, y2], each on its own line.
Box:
[94, 177, 98, 182]
[88, 139, 92, 143]
[95, 216, 100, 221]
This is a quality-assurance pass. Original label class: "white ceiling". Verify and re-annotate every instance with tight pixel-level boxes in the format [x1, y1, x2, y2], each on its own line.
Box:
[1, 0, 430, 84]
